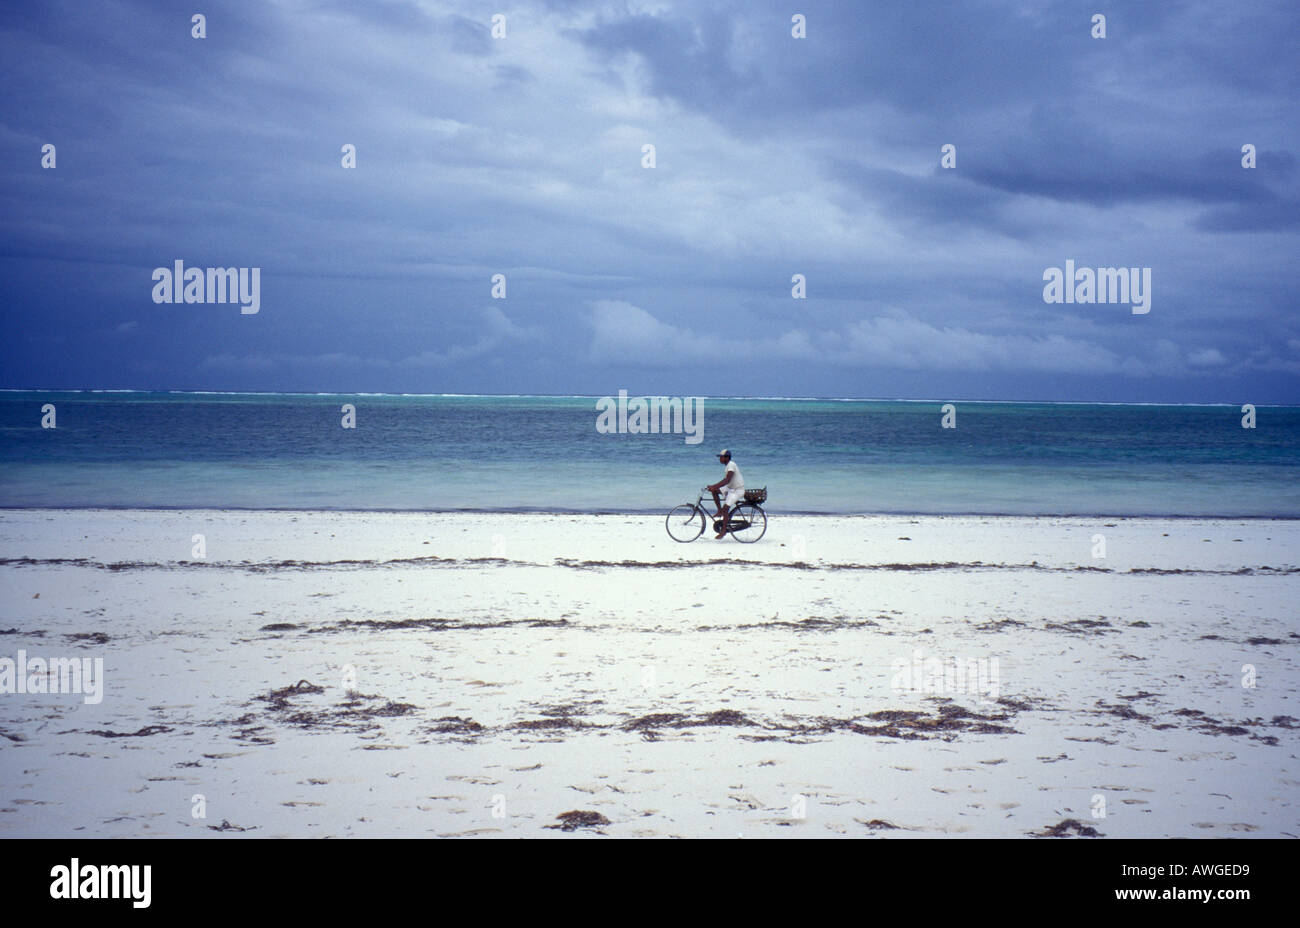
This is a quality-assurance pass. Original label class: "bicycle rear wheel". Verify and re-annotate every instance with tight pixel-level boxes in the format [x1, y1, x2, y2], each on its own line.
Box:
[665, 504, 705, 542]
[729, 503, 767, 543]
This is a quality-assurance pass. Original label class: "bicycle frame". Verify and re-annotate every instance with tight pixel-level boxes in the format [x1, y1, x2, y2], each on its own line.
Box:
[692, 489, 745, 518]
[665, 490, 767, 542]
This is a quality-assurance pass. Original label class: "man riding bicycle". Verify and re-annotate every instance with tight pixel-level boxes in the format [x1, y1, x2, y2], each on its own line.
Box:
[706, 449, 745, 540]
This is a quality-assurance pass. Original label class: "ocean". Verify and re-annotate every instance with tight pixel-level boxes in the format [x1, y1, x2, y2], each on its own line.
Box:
[1, 392, 1297, 516]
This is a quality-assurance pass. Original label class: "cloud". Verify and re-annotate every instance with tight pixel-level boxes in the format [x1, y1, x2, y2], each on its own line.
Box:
[198, 307, 540, 372]
[0, 0, 1295, 401]
[836, 316, 1128, 374]
[589, 299, 817, 364]
[195, 351, 385, 373]
[589, 301, 1230, 377]
[398, 305, 540, 366]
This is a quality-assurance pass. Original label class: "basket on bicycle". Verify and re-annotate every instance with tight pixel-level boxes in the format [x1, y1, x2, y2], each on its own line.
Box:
[744, 487, 767, 504]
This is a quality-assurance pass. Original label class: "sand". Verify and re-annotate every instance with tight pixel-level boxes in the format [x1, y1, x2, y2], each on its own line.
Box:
[0, 508, 1296, 838]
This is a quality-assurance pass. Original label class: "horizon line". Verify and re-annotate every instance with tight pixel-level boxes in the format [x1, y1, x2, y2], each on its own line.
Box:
[0, 389, 1292, 408]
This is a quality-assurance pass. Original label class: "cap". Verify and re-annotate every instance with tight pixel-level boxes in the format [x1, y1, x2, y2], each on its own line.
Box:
[717, 449, 730, 457]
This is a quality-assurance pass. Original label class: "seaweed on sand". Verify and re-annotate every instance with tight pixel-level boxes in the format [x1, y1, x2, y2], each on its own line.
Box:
[81, 725, 172, 738]
[546, 810, 611, 832]
[1031, 819, 1102, 838]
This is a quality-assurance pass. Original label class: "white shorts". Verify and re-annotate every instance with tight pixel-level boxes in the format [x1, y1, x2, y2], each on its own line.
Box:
[723, 487, 745, 508]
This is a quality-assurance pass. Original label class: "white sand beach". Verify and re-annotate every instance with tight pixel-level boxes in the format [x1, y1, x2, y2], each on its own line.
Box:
[0, 509, 1296, 838]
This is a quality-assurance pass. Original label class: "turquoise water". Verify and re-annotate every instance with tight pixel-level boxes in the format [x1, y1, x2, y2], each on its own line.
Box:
[1, 392, 1297, 516]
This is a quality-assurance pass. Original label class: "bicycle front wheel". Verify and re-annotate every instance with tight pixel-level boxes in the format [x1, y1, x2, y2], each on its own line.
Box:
[665, 504, 705, 542]
[729, 503, 767, 543]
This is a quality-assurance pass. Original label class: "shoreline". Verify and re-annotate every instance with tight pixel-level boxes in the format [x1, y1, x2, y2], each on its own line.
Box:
[4, 506, 1299, 520]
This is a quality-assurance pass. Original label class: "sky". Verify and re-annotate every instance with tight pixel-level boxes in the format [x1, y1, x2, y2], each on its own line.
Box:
[1, 0, 1297, 402]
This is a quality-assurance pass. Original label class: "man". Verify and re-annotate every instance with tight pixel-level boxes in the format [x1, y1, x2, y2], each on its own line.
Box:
[707, 449, 745, 540]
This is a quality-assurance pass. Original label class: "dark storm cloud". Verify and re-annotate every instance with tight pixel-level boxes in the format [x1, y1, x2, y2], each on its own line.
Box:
[0, 0, 1296, 400]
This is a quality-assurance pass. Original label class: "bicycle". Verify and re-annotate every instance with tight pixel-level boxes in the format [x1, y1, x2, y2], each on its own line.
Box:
[665, 487, 768, 543]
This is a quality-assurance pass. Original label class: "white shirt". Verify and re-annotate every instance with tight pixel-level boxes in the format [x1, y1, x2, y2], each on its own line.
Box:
[724, 460, 744, 494]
